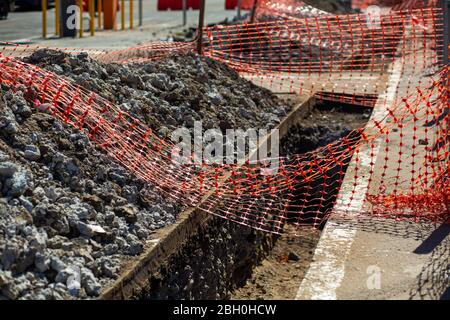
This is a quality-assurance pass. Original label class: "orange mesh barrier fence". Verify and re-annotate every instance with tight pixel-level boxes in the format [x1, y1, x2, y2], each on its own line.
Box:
[0, 4, 449, 235]
[203, 8, 443, 103]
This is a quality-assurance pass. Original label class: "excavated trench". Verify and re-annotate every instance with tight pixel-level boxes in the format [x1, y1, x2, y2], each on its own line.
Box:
[0, 49, 374, 300]
[105, 97, 373, 300]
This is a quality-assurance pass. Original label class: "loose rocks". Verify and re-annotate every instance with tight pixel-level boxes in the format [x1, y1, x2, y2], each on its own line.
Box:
[0, 50, 293, 299]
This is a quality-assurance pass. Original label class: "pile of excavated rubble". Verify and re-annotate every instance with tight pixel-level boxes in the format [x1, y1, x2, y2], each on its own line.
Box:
[0, 49, 291, 299]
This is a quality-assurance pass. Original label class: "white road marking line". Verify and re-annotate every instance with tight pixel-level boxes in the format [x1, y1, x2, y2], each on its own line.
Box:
[295, 57, 403, 300]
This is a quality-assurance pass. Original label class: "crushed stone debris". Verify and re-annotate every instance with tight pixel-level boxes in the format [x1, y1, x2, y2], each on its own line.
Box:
[0, 49, 292, 299]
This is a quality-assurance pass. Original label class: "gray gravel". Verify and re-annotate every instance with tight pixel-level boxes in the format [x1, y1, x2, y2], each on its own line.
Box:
[23, 50, 290, 136]
[0, 91, 179, 299]
[0, 50, 292, 299]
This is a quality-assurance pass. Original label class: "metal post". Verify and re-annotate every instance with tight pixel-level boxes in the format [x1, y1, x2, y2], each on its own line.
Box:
[89, 0, 95, 36]
[103, 0, 117, 30]
[237, 0, 241, 20]
[442, 0, 449, 66]
[182, 0, 187, 26]
[130, 0, 134, 29]
[121, 0, 125, 30]
[197, 0, 205, 55]
[55, 0, 60, 37]
[139, 0, 143, 26]
[250, 0, 258, 23]
[98, 0, 103, 30]
[79, 0, 83, 38]
[42, 0, 47, 38]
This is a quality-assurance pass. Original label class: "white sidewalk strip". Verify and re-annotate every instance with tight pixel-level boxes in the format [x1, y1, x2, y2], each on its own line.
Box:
[295, 57, 403, 300]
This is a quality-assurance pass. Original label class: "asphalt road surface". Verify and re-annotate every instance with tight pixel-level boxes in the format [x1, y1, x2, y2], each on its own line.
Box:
[0, 0, 241, 49]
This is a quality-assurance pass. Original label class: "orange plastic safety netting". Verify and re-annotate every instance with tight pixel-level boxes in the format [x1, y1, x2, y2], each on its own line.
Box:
[0, 3, 449, 235]
[203, 7, 444, 104]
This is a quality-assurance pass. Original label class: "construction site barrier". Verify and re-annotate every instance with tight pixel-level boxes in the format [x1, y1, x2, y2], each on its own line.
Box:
[2, 1, 450, 235]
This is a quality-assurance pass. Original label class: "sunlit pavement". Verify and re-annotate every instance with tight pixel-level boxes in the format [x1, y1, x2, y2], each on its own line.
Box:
[0, 0, 242, 49]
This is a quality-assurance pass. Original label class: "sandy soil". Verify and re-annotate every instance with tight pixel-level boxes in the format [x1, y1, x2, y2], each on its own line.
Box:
[230, 226, 320, 300]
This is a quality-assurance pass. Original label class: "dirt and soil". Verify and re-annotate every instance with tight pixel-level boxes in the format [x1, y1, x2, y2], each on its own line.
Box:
[131, 99, 372, 300]
[231, 226, 320, 300]
[228, 100, 372, 300]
